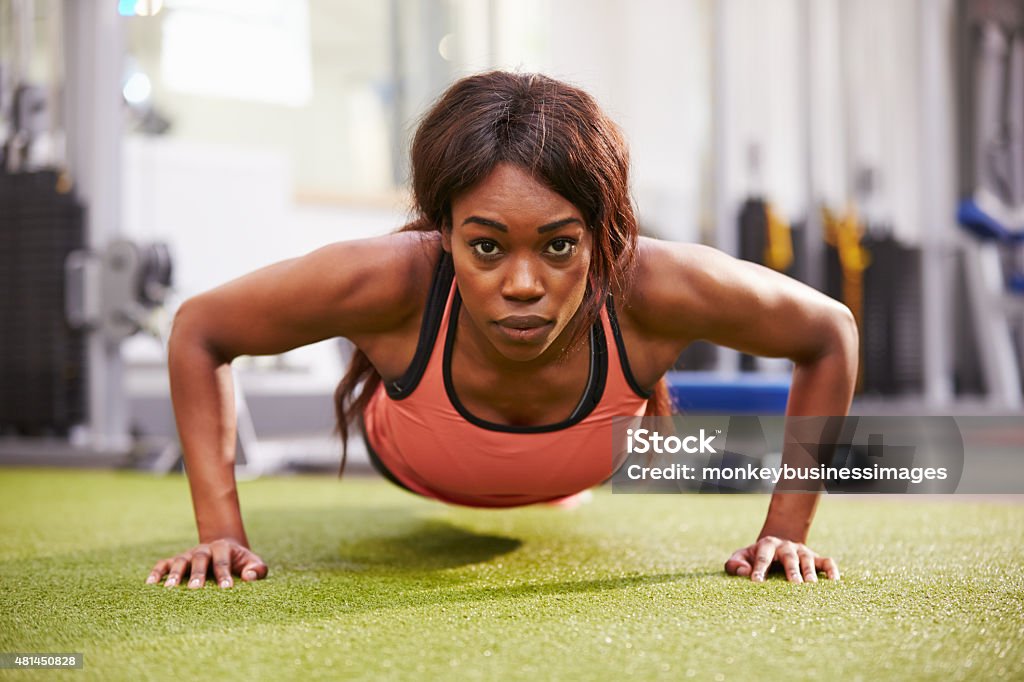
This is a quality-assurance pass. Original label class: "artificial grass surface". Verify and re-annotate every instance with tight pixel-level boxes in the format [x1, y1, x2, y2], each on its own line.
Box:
[0, 468, 1022, 681]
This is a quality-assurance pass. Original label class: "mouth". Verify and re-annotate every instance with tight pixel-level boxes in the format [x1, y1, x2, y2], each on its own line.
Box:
[493, 316, 554, 342]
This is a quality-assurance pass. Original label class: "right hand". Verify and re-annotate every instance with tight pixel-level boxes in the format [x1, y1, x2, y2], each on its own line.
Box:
[145, 538, 268, 589]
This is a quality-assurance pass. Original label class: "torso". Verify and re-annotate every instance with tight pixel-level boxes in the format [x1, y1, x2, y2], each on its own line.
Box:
[353, 233, 685, 427]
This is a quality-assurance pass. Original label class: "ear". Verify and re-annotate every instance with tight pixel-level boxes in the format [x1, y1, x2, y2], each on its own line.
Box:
[441, 229, 452, 253]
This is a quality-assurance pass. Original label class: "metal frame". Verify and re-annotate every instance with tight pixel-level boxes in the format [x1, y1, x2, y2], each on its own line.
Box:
[63, 0, 131, 453]
[0, 1, 135, 463]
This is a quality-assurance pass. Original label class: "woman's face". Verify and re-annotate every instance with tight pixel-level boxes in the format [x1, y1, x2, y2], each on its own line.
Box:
[443, 162, 593, 364]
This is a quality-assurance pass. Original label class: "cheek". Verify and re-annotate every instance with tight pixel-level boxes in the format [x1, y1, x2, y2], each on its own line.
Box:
[559, 259, 592, 313]
[575, 251, 594, 294]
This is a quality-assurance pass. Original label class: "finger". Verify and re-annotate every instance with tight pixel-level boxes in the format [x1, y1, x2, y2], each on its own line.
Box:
[146, 559, 170, 585]
[211, 541, 233, 588]
[799, 550, 818, 583]
[187, 549, 211, 589]
[164, 555, 190, 588]
[817, 556, 841, 580]
[750, 538, 778, 582]
[724, 549, 753, 577]
[239, 552, 268, 582]
[779, 543, 803, 583]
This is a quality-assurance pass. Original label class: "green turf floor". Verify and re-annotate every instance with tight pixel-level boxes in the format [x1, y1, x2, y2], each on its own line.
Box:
[0, 468, 1022, 681]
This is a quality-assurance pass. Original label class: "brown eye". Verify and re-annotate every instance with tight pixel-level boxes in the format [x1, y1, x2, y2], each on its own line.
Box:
[547, 239, 576, 257]
[470, 241, 501, 259]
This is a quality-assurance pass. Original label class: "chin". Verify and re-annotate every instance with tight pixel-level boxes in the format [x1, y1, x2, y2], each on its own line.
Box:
[488, 323, 566, 363]
[497, 345, 550, 363]
[490, 337, 551, 362]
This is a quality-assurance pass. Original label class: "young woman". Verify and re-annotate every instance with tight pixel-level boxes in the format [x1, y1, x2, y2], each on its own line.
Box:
[146, 71, 855, 590]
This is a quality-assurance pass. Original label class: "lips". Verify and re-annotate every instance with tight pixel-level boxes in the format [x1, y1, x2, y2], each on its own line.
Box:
[493, 315, 553, 343]
[496, 315, 550, 330]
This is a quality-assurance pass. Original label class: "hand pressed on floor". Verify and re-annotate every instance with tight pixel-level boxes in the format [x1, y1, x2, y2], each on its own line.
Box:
[725, 535, 839, 583]
[146, 538, 268, 589]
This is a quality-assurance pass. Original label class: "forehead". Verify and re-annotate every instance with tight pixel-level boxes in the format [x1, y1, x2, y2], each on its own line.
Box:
[452, 163, 581, 219]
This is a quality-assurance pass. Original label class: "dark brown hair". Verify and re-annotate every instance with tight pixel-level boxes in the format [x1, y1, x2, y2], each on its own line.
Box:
[333, 71, 672, 475]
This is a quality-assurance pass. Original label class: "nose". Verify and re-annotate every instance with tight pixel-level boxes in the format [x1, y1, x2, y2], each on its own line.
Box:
[501, 256, 544, 302]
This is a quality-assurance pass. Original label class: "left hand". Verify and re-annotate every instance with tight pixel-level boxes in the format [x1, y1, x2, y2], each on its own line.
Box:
[725, 535, 840, 583]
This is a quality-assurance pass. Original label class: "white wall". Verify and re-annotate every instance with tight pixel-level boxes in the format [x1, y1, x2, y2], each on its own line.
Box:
[837, 0, 925, 240]
[547, 0, 712, 243]
[120, 135, 407, 384]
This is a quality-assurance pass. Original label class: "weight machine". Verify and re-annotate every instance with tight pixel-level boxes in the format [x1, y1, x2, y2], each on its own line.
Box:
[0, 0, 175, 464]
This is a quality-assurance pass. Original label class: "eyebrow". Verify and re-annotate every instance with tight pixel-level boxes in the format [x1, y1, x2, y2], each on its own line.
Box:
[461, 216, 583, 233]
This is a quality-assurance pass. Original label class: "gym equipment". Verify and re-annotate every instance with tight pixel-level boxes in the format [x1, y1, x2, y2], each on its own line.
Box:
[0, 167, 174, 436]
[959, 4, 1024, 233]
[859, 234, 924, 397]
[821, 204, 925, 397]
[0, 168, 87, 436]
[737, 197, 804, 281]
[0, 0, 182, 462]
[666, 371, 790, 415]
[955, 0, 1024, 409]
[65, 240, 174, 342]
[736, 196, 806, 372]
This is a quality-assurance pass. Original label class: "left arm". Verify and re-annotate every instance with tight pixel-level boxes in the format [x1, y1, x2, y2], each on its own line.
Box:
[739, 338, 856, 582]
[625, 239, 859, 582]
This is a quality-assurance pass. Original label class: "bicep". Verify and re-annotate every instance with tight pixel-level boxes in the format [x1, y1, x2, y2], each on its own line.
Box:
[634, 242, 854, 364]
[172, 233, 430, 361]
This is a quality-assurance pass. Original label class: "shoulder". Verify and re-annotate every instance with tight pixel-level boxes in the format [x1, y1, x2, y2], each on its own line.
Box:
[178, 229, 444, 360]
[321, 229, 443, 330]
[614, 236, 732, 345]
[615, 236, 856, 364]
[274, 229, 443, 339]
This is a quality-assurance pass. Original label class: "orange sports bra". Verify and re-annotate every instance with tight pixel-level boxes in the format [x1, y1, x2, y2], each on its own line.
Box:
[361, 250, 651, 508]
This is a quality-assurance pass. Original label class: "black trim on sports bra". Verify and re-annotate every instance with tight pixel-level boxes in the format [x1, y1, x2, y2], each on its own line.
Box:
[362, 428, 420, 495]
[442, 288, 608, 433]
[605, 296, 654, 399]
[385, 250, 454, 399]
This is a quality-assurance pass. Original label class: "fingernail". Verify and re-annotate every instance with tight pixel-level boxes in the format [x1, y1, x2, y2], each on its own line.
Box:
[752, 572, 763, 582]
[243, 570, 256, 580]
[146, 576, 157, 584]
[165, 579, 176, 588]
[220, 579, 231, 588]
[189, 579, 200, 588]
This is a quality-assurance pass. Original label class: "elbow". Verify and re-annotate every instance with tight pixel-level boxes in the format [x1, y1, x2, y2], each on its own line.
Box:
[822, 302, 860, 372]
[834, 303, 859, 351]
[169, 297, 202, 345]
[794, 302, 859, 367]
[169, 297, 230, 363]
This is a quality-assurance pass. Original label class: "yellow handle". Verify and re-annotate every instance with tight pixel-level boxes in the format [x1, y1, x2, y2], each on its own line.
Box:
[763, 203, 794, 272]
[822, 206, 871, 392]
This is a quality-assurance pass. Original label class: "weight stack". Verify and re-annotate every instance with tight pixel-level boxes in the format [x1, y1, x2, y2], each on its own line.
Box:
[0, 169, 88, 436]
[737, 199, 807, 283]
[824, 232, 924, 396]
[737, 197, 806, 371]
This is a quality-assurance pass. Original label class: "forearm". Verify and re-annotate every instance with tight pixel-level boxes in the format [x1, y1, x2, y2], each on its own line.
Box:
[168, 312, 250, 547]
[760, 328, 858, 542]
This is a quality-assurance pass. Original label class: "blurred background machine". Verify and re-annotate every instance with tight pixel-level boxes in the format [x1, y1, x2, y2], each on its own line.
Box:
[956, 0, 1024, 409]
[1, 0, 175, 464]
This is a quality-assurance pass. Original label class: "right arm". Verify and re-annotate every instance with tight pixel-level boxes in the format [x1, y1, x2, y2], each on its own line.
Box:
[146, 231, 437, 588]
